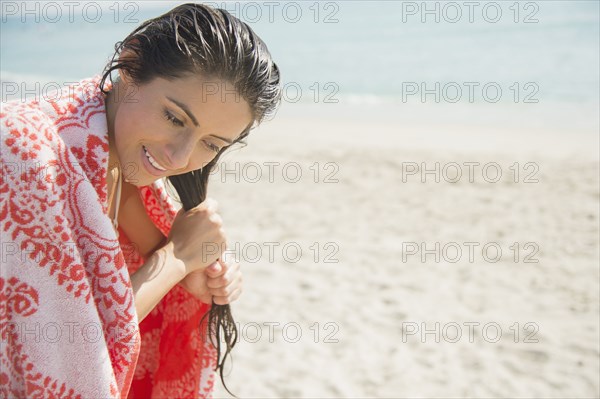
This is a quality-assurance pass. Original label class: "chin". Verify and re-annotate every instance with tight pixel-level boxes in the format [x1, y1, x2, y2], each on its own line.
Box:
[123, 174, 150, 187]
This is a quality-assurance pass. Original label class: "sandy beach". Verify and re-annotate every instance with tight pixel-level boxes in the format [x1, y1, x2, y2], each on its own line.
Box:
[203, 102, 600, 398]
[1, 1, 598, 397]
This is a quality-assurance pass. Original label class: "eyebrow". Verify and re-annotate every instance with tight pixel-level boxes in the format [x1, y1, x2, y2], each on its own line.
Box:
[166, 96, 234, 145]
[166, 96, 199, 127]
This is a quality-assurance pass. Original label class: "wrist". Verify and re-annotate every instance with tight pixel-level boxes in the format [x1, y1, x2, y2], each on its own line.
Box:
[157, 240, 188, 280]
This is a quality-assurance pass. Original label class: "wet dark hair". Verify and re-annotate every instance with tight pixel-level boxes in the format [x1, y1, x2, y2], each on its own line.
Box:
[100, 3, 281, 397]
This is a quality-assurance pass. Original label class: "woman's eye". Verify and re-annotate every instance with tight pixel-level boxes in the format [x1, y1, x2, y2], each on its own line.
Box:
[163, 109, 184, 127]
[204, 141, 221, 153]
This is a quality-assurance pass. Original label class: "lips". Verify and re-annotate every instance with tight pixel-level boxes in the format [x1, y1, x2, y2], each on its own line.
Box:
[142, 145, 168, 176]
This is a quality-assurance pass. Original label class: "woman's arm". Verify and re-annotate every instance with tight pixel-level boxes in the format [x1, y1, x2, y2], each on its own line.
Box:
[124, 191, 226, 321]
[117, 183, 184, 321]
[129, 241, 186, 322]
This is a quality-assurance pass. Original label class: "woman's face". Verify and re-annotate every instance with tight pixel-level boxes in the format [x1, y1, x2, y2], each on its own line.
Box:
[108, 72, 253, 186]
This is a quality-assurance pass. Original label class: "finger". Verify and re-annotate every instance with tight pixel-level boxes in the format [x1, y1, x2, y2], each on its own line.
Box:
[205, 261, 226, 278]
[206, 271, 230, 288]
[204, 197, 218, 213]
[209, 212, 223, 225]
[192, 197, 218, 213]
[208, 259, 237, 278]
[212, 287, 243, 305]
[220, 250, 238, 265]
[206, 262, 239, 287]
[218, 256, 239, 270]
[208, 273, 242, 294]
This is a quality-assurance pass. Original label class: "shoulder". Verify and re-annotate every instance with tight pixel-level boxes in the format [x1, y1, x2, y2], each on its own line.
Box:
[0, 100, 71, 246]
[1, 75, 107, 162]
[2, 74, 111, 190]
[1, 99, 58, 166]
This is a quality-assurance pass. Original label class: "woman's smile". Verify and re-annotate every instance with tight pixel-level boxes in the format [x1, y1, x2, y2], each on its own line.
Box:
[143, 145, 168, 171]
[142, 145, 169, 176]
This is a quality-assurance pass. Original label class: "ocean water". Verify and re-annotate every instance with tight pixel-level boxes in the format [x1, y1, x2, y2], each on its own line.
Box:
[1, 1, 599, 130]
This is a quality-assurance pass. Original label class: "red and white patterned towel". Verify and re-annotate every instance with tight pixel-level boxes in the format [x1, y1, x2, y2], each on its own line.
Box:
[1, 75, 217, 398]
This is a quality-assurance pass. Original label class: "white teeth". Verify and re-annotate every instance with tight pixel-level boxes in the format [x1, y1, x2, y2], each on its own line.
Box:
[144, 146, 167, 171]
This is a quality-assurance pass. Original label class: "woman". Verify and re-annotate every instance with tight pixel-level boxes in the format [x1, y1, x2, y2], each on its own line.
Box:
[0, 3, 281, 398]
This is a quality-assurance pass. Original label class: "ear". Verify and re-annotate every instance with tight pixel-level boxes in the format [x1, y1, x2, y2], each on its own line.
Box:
[117, 44, 138, 85]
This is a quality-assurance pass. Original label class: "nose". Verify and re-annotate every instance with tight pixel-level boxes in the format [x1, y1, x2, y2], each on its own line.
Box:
[164, 135, 196, 171]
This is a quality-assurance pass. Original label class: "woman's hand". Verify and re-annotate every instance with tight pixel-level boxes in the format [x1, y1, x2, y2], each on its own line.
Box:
[178, 257, 243, 305]
[166, 198, 226, 275]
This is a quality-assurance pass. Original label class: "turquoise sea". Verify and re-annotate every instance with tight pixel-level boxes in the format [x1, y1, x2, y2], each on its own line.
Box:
[1, 1, 599, 130]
